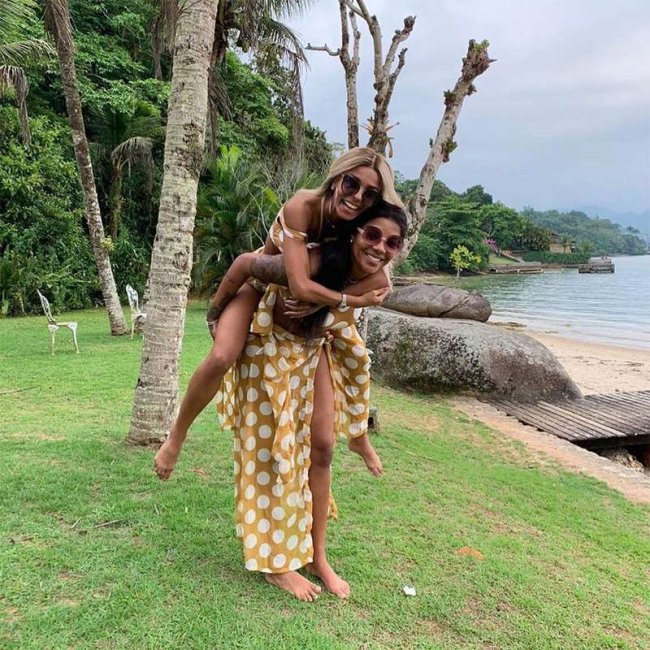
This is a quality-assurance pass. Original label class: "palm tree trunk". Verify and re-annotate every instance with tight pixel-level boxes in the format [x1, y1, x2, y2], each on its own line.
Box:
[127, 0, 219, 445]
[44, 0, 127, 335]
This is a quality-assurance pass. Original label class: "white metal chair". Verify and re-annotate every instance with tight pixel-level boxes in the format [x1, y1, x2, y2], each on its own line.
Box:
[37, 290, 79, 355]
[125, 284, 146, 339]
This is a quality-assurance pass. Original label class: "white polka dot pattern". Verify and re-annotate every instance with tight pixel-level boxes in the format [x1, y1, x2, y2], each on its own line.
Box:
[216, 283, 371, 574]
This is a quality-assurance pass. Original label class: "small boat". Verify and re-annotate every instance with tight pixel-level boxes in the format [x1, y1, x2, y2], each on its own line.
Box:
[578, 257, 615, 273]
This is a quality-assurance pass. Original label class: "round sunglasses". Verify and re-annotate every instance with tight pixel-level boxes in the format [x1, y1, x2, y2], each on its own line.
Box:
[340, 174, 381, 208]
[357, 225, 404, 253]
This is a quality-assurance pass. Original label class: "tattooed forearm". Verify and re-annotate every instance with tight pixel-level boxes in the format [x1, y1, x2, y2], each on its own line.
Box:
[250, 255, 288, 286]
[206, 276, 241, 325]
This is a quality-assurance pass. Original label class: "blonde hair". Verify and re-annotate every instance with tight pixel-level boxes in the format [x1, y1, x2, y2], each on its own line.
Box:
[312, 147, 404, 209]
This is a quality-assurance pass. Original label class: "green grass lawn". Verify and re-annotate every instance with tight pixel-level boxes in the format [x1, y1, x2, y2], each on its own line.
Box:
[1, 305, 648, 649]
[488, 255, 520, 266]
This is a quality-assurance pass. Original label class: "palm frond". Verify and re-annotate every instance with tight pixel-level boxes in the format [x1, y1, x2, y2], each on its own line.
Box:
[111, 136, 154, 193]
[259, 0, 314, 21]
[258, 15, 307, 66]
[0, 0, 36, 39]
[0, 38, 54, 66]
[0, 64, 30, 145]
[206, 66, 232, 158]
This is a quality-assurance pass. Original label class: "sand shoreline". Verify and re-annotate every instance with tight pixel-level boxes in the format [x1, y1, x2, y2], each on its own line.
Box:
[523, 330, 650, 395]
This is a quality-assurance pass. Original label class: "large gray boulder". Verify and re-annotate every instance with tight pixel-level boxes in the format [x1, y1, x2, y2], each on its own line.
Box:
[367, 309, 581, 402]
[384, 284, 491, 322]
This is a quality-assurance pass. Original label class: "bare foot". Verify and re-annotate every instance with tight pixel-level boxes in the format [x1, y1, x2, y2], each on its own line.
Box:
[306, 560, 350, 599]
[154, 438, 181, 481]
[264, 571, 321, 602]
[348, 434, 383, 477]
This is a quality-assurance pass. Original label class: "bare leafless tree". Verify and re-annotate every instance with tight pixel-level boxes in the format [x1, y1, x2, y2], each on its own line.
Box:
[307, 1, 494, 259]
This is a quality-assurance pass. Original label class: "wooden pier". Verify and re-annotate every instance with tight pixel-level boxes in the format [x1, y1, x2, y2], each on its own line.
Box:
[488, 262, 543, 275]
[490, 390, 650, 450]
[578, 257, 615, 273]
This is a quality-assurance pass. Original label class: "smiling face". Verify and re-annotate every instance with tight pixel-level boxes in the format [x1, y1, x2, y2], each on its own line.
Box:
[330, 165, 381, 222]
[350, 216, 403, 279]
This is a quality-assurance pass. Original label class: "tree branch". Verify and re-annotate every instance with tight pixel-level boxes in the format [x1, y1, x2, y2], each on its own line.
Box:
[349, 9, 361, 70]
[383, 16, 415, 78]
[399, 39, 494, 261]
[385, 47, 407, 109]
[344, 0, 364, 20]
[306, 43, 340, 57]
[351, 0, 382, 82]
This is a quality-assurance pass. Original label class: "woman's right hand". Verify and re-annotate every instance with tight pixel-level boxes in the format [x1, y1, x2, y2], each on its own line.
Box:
[284, 298, 321, 319]
[154, 438, 181, 481]
[353, 287, 391, 308]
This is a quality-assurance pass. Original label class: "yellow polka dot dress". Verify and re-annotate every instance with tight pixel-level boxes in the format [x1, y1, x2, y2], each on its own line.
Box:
[217, 284, 371, 574]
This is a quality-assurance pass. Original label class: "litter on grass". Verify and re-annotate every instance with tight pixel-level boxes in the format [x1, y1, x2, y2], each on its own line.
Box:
[403, 585, 416, 596]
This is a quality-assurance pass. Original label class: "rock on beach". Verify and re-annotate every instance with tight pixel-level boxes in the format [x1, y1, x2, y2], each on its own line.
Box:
[383, 284, 492, 322]
[367, 308, 582, 402]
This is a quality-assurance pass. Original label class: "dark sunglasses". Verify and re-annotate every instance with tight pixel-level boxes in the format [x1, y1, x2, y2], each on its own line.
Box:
[340, 174, 381, 207]
[358, 225, 404, 253]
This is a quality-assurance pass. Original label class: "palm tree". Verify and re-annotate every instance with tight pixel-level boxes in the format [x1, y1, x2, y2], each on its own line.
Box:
[0, 0, 54, 146]
[151, 0, 313, 153]
[86, 101, 165, 240]
[127, 0, 219, 445]
[108, 136, 154, 240]
[560, 234, 570, 254]
[43, 0, 127, 335]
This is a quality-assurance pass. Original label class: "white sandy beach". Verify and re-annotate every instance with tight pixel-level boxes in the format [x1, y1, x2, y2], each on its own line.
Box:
[525, 331, 650, 395]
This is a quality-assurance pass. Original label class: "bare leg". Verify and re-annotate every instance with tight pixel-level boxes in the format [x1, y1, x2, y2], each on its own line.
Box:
[348, 434, 383, 477]
[264, 573, 321, 602]
[154, 284, 261, 480]
[305, 354, 350, 599]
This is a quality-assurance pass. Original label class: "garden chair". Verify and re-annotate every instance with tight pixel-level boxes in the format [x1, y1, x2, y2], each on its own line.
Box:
[125, 284, 146, 339]
[37, 290, 79, 355]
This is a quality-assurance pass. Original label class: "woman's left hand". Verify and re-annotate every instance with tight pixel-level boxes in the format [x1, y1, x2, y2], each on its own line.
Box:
[284, 298, 321, 319]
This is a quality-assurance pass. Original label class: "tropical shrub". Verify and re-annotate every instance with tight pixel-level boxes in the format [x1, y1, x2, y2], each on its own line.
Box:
[0, 108, 98, 314]
[192, 145, 280, 297]
[450, 244, 482, 278]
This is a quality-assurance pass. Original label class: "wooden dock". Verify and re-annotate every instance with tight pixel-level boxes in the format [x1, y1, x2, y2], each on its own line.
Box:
[490, 390, 650, 450]
[488, 262, 543, 275]
[578, 257, 615, 273]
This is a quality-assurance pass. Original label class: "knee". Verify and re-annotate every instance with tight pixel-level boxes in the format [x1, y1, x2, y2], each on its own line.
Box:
[208, 344, 238, 372]
[311, 431, 334, 468]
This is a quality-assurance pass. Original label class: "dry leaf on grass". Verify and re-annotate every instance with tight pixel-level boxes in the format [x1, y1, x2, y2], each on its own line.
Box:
[190, 467, 210, 480]
[456, 546, 485, 560]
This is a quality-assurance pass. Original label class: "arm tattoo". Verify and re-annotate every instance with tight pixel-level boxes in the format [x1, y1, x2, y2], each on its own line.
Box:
[250, 255, 288, 287]
[206, 276, 241, 323]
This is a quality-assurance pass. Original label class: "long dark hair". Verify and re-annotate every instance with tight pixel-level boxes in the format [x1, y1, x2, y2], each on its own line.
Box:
[300, 201, 408, 336]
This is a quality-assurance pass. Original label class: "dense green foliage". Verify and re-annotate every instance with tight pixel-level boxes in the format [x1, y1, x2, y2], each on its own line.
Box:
[0, 107, 95, 315]
[522, 208, 647, 256]
[0, 0, 331, 314]
[193, 145, 281, 297]
[397, 180, 647, 275]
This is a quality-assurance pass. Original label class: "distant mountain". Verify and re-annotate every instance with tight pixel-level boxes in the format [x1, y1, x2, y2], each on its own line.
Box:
[576, 206, 650, 238]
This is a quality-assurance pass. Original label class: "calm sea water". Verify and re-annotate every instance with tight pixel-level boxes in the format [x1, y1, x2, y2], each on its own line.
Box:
[457, 255, 650, 349]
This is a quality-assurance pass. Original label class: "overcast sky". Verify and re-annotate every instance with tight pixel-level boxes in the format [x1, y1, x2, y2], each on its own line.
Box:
[288, 0, 650, 216]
